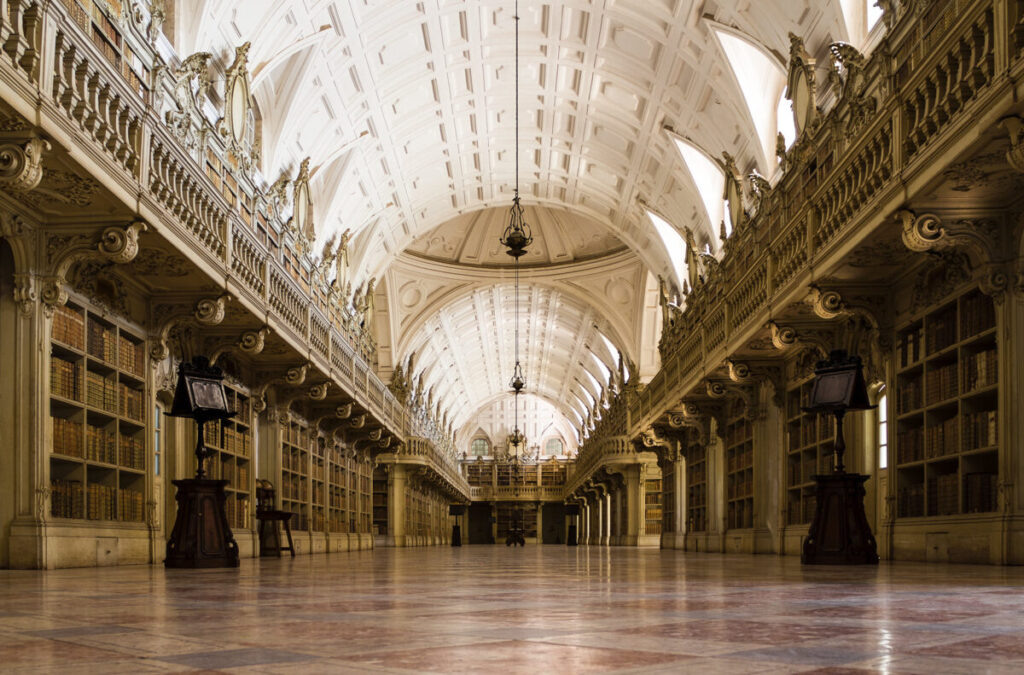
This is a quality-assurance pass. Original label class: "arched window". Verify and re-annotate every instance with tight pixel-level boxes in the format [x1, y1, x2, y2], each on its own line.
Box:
[471, 438, 489, 456]
[545, 438, 564, 456]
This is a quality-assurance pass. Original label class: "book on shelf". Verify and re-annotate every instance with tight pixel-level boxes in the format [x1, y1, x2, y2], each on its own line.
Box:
[86, 483, 117, 520]
[50, 356, 80, 400]
[964, 472, 998, 513]
[85, 371, 117, 412]
[962, 348, 998, 393]
[897, 377, 922, 414]
[897, 428, 924, 464]
[898, 327, 924, 368]
[85, 424, 117, 464]
[117, 433, 144, 470]
[119, 383, 143, 421]
[52, 305, 85, 349]
[925, 362, 958, 405]
[928, 474, 959, 516]
[926, 310, 957, 354]
[51, 479, 85, 519]
[925, 416, 960, 458]
[52, 417, 84, 458]
[961, 293, 996, 337]
[87, 323, 117, 363]
[897, 484, 925, 518]
[118, 489, 144, 522]
[963, 410, 998, 450]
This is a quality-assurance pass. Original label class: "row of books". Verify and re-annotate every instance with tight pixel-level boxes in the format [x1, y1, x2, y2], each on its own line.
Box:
[726, 448, 753, 473]
[282, 450, 308, 473]
[118, 434, 145, 470]
[925, 362, 958, 405]
[119, 489, 145, 522]
[687, 510, 707, 532]
[960, 292, 996, 338]
[85, 424, 118, 464]
[281, 480, 309, 502]
[897, 484, 925, 518]
[86, 484, 116, 520]
[927, 474, 959, 516]
[52, 305, 86, 350]
[897, 428, 925, 464]
[51, 479, 84, 519]
[688, 466, 707, 484]
[926, 309, 957, 354]
[87, 323, 118, 363]
[897, 378, 922, 414]
[687, 484, 707, 507]
[85, 371, 117, 412]
[925, 417, 961, 458]
[223, 426, 251, 456]
[51, 356, 80, 400]
[727, 479, 753, 500]
[225, 495, 251, 530]
[962, 348, 998, 392]
[721, 422, 753, 448]
[786, 495, 817, 525]
[284, 425, 311, 446]
[963, 410, 998, 450]
[897, 326, 925, 368]
[52, 417, 83, 457]
[965, 472, 998, 513]
[727, 502, 753, 530]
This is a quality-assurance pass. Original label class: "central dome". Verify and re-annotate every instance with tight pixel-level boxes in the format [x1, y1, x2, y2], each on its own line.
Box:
[404, 205, 628, 268]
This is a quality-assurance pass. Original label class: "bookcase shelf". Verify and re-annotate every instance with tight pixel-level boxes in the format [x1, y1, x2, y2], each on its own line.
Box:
[645, 479, 663, 535]
[894, 288, 999, 519]
[540, 460, 567, 487]
[466, 461, 493, 487]
[724, 401, 753, 530]
[201, 384, 252, 530]
[785, 379, 836, 526]
[372, 466, 388, 535]
[281, 416, 310, 531]
[58, 0, 151, 99]
[329, 441, 351, 533]
[682, 428, 706, 533]
[49, 302, 147, 523]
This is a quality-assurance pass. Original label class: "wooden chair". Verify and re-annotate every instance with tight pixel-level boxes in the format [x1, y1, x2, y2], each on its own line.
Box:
[255, 480, 295, 557]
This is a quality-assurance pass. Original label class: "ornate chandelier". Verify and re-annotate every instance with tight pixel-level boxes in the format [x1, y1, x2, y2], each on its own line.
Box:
[501, 0, 531, 461]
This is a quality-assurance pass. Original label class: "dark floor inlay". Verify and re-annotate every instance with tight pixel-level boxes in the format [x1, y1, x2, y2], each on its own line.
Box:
[153, 647, 315, 669]
[25, 625, 142, 638]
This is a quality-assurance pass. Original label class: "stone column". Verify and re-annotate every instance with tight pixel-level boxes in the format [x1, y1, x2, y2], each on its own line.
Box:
[385, 464, 406, 547]
[602, 492, 611, 545]
[535, 501, 543, 544]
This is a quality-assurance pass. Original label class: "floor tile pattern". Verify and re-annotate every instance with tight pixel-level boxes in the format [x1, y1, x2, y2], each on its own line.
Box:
[1, 547, 1024, 673]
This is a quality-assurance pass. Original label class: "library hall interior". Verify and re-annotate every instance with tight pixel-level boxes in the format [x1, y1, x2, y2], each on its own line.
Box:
[5, 0, 1024, 672]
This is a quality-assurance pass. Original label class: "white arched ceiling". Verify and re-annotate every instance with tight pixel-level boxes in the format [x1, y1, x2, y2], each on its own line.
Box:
[172, 0, 852, 435]
[397, 280, 632, 431]
[456, 394, 579, 455]
[179, 0, 847, 277]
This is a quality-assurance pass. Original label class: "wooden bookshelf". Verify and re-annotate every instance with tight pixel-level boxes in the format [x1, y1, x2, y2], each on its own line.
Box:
[785, 379, 836, 525]
[281, 416, 310, 531]
[357, 460, 372, 533]
[202, 384, 252, 530]
[49, 301, 147, 523]
[644, 479, 663, 535]
[328, 441, 349, 533]
[679, 427, 705, 533]
[58, 0, 150, 99]
[372, 465, 388, 535]
[894, 288, 999, 518]
[467, 461, 493, 487]
[724, 401, 754, 530]
[541, 460, 567, 486]
[661, 460, 675, 535]
[311, 437, 326, 533]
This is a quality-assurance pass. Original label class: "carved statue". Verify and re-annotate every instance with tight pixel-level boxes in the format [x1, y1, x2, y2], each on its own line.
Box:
[165, 52, 213, 140]
[334, 228, 351, 291]
[358, 277, 376, 329]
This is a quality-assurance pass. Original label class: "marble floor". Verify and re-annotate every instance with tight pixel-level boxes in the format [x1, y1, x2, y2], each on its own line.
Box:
[1, 547, 1024, 674]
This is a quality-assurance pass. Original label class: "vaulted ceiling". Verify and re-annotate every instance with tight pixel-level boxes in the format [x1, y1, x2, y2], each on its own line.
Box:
[175, 0, 852, 441]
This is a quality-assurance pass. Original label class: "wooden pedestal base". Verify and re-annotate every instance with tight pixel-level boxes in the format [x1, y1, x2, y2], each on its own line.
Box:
[802, 472, 879, 565]
[165, 479, 240, 568]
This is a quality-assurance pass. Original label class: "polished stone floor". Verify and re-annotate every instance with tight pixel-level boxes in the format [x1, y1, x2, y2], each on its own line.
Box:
[2, 547, 1024, 674]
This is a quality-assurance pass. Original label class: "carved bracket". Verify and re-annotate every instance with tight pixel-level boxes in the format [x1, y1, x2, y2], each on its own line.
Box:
[150, 293, 230, 363]
[0, 134, 51, 192]
[44, 222, 148, 314]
